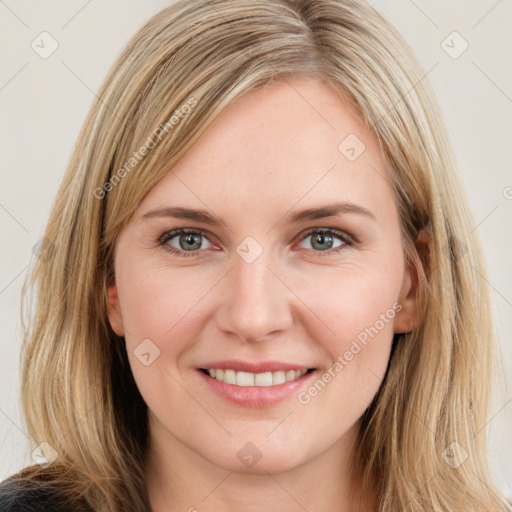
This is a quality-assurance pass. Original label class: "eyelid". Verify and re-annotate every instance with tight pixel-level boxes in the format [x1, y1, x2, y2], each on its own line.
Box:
[157, 228, 214, 246]
[298, 227, 355, 246]
[157, 226, 356, 257]
[293, 227, 354, 256]
[158, 228, 218, 256]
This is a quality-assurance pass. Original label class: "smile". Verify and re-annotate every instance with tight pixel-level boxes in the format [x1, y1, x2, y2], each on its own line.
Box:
[200, 368, 311, 387]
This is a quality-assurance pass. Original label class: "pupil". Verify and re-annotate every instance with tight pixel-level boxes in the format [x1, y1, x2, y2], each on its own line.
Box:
[313, 233, 332, 251]
[181, 233, 201, 250]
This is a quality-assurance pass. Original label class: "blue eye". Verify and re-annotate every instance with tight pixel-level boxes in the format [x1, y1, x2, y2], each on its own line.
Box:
[159, 229, 214, 257]
[158, 227, 353, 257]
[298, 228, 352, 255]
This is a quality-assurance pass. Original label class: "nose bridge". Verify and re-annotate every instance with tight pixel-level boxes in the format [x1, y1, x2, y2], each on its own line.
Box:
[235, 248, 274, 301]
[217, 241, 292, 342]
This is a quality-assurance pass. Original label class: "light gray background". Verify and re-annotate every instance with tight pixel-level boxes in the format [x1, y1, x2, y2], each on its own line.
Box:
[1, 0, 511, 495]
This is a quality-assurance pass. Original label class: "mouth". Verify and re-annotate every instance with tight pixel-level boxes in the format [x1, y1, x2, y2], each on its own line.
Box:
[196, 359, 318, 407]
[199, 367, 316, 387]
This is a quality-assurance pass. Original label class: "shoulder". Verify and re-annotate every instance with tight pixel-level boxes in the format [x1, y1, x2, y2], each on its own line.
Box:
[0, 474, 91, 512]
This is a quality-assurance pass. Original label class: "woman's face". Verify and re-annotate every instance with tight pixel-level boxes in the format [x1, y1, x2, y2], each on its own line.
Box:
[107, 77, 418, 475]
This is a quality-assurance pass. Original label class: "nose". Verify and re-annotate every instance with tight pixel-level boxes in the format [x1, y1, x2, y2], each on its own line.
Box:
[215, 247, 294, 343]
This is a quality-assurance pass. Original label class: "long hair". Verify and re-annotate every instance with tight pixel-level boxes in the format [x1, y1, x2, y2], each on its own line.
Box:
[15, 0, 509, 510]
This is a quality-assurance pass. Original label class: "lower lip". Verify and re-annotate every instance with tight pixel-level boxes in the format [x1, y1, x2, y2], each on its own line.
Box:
[197, 369, 317, 408]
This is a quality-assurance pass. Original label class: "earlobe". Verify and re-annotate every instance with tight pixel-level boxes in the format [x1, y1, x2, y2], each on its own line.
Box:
[394, 229, 429, 334]
[107, 284, 125, 336]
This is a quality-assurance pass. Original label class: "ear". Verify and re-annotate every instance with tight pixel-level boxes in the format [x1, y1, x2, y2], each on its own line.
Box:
[394, 229, 429, 334]
[107, 283, 125, 336]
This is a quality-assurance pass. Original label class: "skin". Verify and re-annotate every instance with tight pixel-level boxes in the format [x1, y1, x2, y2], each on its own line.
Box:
[107, 77, 425, 512]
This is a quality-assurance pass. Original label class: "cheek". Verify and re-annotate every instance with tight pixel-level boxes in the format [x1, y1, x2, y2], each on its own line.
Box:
[292, 255, 403, 347]
[115, 263, 211, 416]
[291, 260, 402, 411]
[115, 259, 227, 398]
[116, 257, 211, 341]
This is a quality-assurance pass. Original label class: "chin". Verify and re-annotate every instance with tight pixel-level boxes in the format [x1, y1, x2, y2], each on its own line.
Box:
[217, 452, 303, 475]
[202, 434, 311, 475]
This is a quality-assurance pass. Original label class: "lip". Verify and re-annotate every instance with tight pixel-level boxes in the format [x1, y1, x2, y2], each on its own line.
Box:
[197, 361, 317, 408]
[199, 360, 312, 373]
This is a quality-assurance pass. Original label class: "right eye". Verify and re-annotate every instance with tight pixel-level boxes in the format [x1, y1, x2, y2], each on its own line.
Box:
[158, 229, 215, 257]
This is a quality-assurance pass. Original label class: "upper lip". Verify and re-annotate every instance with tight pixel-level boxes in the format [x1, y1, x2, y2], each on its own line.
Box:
[199, 360, 314, 373]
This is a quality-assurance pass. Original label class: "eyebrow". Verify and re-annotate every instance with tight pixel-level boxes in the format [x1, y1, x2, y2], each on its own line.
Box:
[140, 206, 228, 227]
[139, 201, 376, 226]
[285, 201, 376, 224]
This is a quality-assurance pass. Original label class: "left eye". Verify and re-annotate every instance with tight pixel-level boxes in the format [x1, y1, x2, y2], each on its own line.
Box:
[297, 229, 350, 253]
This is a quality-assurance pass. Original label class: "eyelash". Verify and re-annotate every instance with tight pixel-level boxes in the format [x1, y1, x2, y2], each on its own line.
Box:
[157, 228, 354, 258]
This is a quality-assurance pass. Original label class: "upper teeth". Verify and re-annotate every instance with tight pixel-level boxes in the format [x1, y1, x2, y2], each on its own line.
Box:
[206, 369, 308, 386]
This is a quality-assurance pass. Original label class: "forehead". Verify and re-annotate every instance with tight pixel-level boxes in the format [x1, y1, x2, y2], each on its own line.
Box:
[138, 77, 396, 226]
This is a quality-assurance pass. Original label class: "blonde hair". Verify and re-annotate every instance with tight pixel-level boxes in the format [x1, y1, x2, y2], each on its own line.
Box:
[15, 0, 510, 510]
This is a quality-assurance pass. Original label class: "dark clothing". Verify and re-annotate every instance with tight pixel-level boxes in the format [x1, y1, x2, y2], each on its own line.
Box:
[0, 476, 93, 512]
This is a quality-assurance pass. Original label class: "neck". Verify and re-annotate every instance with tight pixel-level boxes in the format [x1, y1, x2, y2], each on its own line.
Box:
[145, 414, 377, 512]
